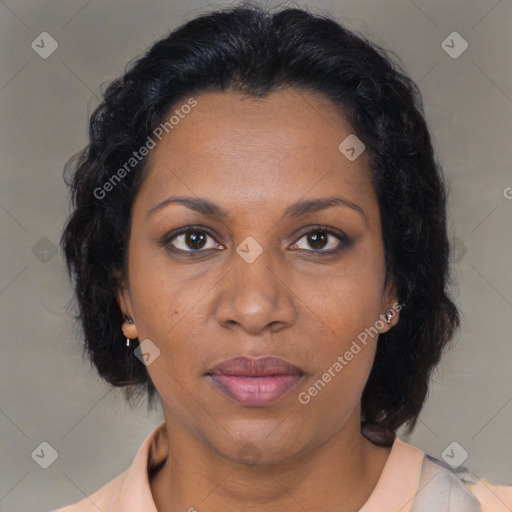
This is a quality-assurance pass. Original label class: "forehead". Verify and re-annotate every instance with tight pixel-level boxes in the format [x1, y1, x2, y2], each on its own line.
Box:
[136, 88, 377, 222]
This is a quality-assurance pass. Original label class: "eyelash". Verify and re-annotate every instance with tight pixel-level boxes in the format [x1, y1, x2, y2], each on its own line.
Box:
[160, 224, 350, 256]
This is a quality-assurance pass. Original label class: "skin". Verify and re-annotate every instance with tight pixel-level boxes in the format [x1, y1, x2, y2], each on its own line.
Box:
[117, 87, 400, 512]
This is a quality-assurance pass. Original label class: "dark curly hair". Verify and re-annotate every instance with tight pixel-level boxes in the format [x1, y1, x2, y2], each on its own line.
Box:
[61, 2, 460, 438]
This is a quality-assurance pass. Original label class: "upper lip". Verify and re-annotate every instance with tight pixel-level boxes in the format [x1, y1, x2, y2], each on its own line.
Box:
[206, 356, 304, 377]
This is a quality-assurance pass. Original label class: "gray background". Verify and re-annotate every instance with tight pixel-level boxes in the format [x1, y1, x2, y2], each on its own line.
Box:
[1, 0, 511, 511]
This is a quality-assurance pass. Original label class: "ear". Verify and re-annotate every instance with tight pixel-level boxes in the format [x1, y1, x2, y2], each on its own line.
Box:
[380, 275, 401, 333]
[113, 268, 138, 340]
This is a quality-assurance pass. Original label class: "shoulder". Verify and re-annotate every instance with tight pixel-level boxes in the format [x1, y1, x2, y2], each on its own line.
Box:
[413, 454, 512, 512]
[49, 422, 166, 512]
[411, 455, 482, 511]
[465, 476, 512, 512]
[50, 471, 126, 512]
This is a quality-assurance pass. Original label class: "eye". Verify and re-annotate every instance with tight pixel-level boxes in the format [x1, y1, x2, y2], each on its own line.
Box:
[164, 226, 223, 254]
[290, 226, 348, 254]
[162, 225, 349, 256]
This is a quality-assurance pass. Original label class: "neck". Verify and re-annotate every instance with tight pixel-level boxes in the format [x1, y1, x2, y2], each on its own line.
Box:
[150, 410, 393, 512]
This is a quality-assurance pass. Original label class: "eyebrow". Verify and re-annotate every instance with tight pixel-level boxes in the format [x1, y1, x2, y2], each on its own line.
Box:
[146, 195, 367, 224]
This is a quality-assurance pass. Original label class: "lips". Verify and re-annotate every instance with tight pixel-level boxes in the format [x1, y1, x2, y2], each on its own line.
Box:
[205, 356, 305, 406]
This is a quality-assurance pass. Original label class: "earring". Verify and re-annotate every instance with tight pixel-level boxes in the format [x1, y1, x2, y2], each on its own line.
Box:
[385, 310, 393, 325]
[124, 316, 134, 347]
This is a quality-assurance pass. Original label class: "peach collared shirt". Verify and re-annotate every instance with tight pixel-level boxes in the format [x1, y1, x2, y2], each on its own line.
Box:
[52, 422, 512, 512]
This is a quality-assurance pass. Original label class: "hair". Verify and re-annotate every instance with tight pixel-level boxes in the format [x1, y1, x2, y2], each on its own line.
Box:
[61, 2, 460, 439]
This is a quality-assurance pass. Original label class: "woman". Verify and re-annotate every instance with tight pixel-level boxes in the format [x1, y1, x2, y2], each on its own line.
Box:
[54, 4, 511, 511]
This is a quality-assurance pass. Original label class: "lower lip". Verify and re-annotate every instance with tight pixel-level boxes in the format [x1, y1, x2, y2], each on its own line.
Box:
[208, 374, 303, 406]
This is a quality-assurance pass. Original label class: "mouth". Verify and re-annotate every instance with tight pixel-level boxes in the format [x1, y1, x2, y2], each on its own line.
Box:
[205, 356, 305, 407]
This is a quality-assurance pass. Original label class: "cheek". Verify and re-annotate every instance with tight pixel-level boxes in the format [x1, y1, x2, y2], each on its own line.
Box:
[311, 255, 386, 347]
[125, 249, 207, 390]
[294, 297, 379, 440]
[127, 241, 204, 334]
[130, 276, 208, 371]
[300, 250, 385, 400]
[128, 272, 206, 418]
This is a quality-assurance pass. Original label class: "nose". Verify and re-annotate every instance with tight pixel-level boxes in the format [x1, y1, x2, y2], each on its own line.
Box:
[214, 248, 297, 335]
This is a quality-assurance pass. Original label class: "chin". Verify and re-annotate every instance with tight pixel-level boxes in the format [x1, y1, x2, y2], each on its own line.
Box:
[207, 424, 312, 466]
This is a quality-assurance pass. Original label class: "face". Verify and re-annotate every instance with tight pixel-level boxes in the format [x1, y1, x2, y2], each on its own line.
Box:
[118, 88, 398, 464]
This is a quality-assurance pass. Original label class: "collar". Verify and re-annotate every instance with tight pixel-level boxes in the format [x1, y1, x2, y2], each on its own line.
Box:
[359, 436, 425, 512]
[117, 422, 168, 511]
[116, 422, 424, 512]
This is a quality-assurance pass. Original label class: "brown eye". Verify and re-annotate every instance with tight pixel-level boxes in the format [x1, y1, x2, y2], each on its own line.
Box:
[291, 227, 348, 254]
[166, 228, 221, 253]
[306, 231, 328, 250]
[184, 231, 208, 250]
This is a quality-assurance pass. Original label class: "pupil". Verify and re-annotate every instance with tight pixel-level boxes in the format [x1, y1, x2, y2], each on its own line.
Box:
[309, 231, 327, 249]
[187, 232, 206, 249]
